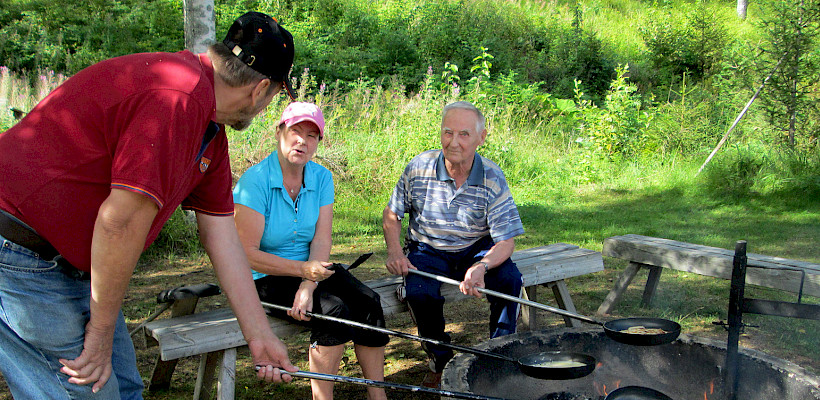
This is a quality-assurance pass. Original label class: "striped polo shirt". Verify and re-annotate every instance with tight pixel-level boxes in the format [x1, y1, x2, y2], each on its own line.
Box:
[387, 150, 524, 251]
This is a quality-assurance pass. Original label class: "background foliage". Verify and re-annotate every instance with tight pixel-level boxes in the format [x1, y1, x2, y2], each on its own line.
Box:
[2, 0, 819, 231]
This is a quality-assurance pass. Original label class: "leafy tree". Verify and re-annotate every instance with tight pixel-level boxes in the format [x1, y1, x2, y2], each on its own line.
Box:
[0, 0, 183, 74]
[575, 65, 655, 161]
[756, 0, 820, 147]
[641, 3, 729, 84]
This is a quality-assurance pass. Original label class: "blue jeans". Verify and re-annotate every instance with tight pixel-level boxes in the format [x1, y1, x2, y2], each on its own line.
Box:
[0, 234, 144, 399]
[404, 236, 522, 372]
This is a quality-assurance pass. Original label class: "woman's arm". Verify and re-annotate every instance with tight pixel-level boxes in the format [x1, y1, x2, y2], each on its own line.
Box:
[289, 202, 333, 321]
[234, 204, 304, 277]
[308, 203, 333, 262]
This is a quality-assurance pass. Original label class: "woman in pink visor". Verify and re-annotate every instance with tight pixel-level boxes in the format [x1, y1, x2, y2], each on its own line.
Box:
[233, 102, 388, 400]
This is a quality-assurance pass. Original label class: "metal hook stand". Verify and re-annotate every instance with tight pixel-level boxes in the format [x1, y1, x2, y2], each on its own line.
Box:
[723, 241, 820, 400]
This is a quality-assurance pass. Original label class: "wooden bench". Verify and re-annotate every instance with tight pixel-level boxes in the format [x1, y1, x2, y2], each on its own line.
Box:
[143, 243, 604, 399]
[596, 234, 820, 315]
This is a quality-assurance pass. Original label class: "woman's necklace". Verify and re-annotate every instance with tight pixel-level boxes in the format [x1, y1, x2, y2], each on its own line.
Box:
[283, 176, 302, 198]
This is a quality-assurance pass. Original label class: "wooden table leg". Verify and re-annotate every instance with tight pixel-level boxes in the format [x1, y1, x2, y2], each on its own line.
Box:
[548, 280, 581, 328]
[596, 262, 643, 316]
[641, 265, 663, 308]
[194, 350, 222, 400]
[217, 348, 237, 400]
[521, 286, 538, 331]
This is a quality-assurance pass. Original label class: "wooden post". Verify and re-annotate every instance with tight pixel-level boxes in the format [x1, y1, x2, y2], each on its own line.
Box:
[183, 0, 215, 53]
[725, 240, 747, 400]
[737, 0, 748, 20]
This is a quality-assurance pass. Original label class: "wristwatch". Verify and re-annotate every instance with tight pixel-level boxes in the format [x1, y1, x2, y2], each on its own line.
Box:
[475, 261, 490, 273]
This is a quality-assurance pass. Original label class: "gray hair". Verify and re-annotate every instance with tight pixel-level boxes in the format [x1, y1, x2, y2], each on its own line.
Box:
[442, 101, 485, 132]
[208, 42, 281, 95]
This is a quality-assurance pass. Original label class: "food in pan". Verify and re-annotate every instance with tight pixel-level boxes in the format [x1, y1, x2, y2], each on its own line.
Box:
[533, 360, 587, 368]
[620, 325, 669, 335]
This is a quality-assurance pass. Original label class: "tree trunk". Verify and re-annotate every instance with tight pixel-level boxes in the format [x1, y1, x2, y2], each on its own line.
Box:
[183, 0, 215, 53]
[737, 0, 748, 20]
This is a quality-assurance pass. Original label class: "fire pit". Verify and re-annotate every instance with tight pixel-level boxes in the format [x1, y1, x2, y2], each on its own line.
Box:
[442, 327, 820, 400]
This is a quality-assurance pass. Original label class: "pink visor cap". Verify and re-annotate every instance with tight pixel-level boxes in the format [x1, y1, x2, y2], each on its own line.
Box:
[278, 102, 326, 139]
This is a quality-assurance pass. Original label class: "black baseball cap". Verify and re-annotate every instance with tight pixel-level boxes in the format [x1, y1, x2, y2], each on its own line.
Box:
[223, 12, 296, 99]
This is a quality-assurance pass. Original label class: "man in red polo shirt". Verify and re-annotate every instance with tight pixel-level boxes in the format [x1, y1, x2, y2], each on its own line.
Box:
[0, 12, 298, 399]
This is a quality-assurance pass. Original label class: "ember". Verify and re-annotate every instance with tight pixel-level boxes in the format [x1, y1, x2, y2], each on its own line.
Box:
[539, 392, 601, 400]
[442, 327, 820, 400]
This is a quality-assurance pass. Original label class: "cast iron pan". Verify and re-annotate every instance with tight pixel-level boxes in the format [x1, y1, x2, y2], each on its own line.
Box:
[605, 386, 674, 400]
[516, 351, 596, 380]
[602, 317, 681, 346]
[261, 302, 596, 380]
[408, 269, 682, 346]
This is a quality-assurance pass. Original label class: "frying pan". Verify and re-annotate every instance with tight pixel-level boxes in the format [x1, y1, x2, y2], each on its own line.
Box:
[256, 368, 514, 400]
[408, 269, 681, 346]
[261, 301, 596, 380]
[604, 386, 674, 400]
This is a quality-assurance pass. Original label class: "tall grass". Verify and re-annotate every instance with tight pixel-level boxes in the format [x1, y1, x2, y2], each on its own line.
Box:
[0, 67, 67, 129]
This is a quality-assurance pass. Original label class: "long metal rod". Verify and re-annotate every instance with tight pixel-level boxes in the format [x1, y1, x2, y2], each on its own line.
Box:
[128, 302, 172, 337]
[279, 370, 513, 400]
[408, 269, 603, 325]
[260, 301, 514, 362]
[696, 54, 785, 175]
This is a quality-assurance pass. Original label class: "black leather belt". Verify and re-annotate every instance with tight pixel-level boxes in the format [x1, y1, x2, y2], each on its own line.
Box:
[0, 210, 89, 280]
[0, 210, 60, 260]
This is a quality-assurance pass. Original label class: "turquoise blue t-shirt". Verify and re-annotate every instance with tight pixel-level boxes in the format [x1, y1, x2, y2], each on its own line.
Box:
[233, 153, 334, 280]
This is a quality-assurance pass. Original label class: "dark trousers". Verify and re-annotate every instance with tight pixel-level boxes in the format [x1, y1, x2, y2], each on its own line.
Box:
[404, 236, 522, 372]
[255, 268, 389, 347]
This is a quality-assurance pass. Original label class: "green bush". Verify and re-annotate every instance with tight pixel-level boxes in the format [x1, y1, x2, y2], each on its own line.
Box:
[143, 208, 202, 259]
[0, 0, 182, 75]
[575, 64, 655, 161]
[641, 3, 729, 85]
[758, 147, 820, 200]
[699, 144, 765, 200]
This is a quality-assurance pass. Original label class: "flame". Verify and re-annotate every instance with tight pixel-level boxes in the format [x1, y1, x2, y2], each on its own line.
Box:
[593, 381, 605, 396]
[593, 380, 621, 396]
[703, 378, 716, 400]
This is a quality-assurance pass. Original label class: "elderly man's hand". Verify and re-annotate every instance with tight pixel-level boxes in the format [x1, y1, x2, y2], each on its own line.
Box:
[460, 264, 487, 298]
[386, 252, 416, 276]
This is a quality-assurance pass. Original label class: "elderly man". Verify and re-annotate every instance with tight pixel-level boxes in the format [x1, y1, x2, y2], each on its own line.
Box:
[382, 101, 525, 387]
[0, 12, 298, 399]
